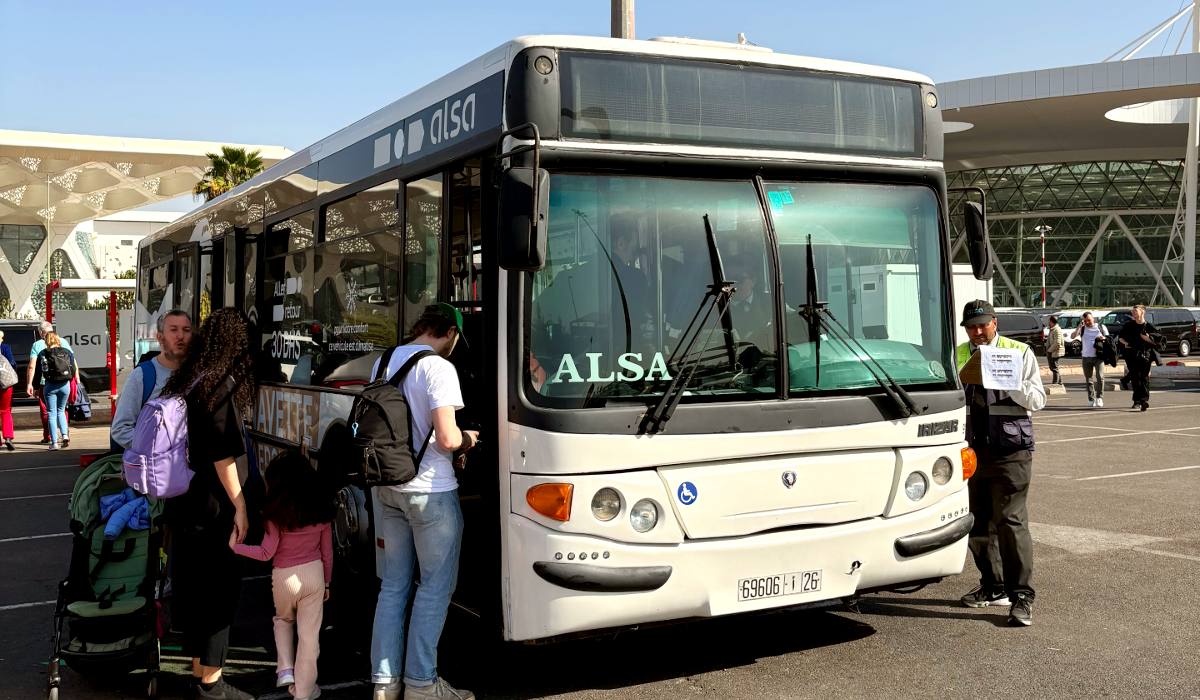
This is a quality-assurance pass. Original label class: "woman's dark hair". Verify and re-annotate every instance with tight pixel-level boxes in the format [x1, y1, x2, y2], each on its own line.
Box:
[162, 308, 254, 414]
[261, 450, 335, 530]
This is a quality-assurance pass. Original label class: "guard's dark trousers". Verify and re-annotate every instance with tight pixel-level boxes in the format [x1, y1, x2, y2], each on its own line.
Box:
[1127, 357, 1152, 406]
[967, 450, 1035, 600]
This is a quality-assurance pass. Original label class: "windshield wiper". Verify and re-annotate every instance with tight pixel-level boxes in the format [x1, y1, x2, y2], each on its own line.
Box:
[640, 214, 735, 434]
[799, 234, 918, 418]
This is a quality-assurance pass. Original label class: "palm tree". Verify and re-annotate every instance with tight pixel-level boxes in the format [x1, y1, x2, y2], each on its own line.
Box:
[193, 146, 265, 201]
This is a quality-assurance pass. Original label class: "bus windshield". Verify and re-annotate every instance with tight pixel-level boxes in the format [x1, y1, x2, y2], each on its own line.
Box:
[526, 175, 951, 407]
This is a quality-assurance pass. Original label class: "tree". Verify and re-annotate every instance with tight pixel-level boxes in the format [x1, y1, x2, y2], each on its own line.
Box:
[85, 269, 136, 310]
[193, 146, 265, 202]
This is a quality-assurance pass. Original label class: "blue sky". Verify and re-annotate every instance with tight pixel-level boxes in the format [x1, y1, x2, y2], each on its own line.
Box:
[0, 0, 1187, 211]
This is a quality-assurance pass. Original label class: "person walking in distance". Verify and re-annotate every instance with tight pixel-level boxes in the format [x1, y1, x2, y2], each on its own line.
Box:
[0, 330, 16, 450]
[230, 451, 333, 700]
[110, 310, 193, 450]
[1045, 315, 1065, 385]
[370, 304, 479, 700]
[1071, 312, 1108, 408]
[955, 300, 1046, 626]
[1118, 304, 1157, 412]
[26, 321, 72, 443]
[32, 332, 78, 450]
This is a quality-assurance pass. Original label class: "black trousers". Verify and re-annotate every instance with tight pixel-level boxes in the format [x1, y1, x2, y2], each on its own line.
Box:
[1127, 357, 1152, 405]
[170, 510, 242, 667]
[1047, 354, 1061, 384]
[968, 449, 1035, 600]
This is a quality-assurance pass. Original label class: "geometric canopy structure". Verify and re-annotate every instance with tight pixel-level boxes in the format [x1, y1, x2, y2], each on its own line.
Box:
[0, 129, 290, 314]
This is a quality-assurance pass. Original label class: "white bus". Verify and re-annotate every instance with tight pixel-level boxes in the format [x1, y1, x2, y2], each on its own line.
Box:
[134, 35, 992, 643]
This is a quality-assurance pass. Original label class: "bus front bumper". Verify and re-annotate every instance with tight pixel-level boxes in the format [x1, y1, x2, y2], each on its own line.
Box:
[505, 485, 970, 641]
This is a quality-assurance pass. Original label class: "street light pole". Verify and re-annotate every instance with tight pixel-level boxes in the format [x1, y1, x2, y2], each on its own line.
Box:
[1034, 224, 1052, 306]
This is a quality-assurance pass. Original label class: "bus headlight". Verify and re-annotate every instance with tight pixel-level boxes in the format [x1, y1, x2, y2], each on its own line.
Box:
[591, 488, 622, 521]
[931, 458, 954, 485]
[629, 499, 659, 532]
[904, 472, 928, 501]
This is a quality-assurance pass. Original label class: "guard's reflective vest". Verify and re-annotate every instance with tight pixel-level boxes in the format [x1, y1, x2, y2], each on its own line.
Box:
[956, 336, 1035, 455]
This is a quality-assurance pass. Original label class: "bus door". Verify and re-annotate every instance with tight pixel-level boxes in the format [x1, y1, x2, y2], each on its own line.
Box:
[173, 242, 201, 322]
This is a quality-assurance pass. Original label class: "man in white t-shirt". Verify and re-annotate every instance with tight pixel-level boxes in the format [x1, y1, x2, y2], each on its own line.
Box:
[1070, 311, 1108, 408]
[370, 303, 478, 700]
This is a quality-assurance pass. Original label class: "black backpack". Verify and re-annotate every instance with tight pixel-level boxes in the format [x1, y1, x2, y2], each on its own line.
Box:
[43, 347, 74, 383]
[347, 347, 436, 487]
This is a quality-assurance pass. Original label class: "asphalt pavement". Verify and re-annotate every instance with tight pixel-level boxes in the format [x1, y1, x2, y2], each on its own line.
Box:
[2, 377, 1198, 699]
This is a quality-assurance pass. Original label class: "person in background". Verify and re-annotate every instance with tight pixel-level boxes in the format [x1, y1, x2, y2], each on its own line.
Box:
[1045, 315, 1065, 385]
[1118, 304, 1158, 412]
[26, 321, 72, 444]
[32, 332, 78, 450]
[0, 330, 15, 450]
[955, 300, 1046, 627]
[1071, 312, 1108, 408]
[161, 309, 256, 700]
[110, 310, 193, 450]
[230, 451, 333, 700]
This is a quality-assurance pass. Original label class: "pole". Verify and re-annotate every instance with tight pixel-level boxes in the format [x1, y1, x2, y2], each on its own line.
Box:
[45, 280, 60, 323]
[611, 0, 634, 39]
[1041, 229, 1046, 305]
[108, 291, 118, 414]
[1184, 1, 1199, 304]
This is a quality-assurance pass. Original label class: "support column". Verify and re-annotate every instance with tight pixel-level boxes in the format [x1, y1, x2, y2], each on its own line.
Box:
[1185, 3, 1200, 304]
[611, 0, 635, 39]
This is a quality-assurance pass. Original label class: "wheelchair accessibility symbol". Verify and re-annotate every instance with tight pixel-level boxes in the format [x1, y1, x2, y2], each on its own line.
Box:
[677, 481, 698, 506]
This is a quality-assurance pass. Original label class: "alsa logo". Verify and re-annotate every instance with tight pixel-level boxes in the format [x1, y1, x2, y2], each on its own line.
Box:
[917, 419, 959, 437]
[428, 94, 476, 145]
[548, 352, 672, 384]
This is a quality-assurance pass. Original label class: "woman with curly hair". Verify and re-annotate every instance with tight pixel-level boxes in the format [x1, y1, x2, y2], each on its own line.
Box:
[162, 308, 257, 700]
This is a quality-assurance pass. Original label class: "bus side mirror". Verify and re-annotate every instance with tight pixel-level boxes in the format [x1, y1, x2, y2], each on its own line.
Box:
[963, 200, 992, 281]
[498, 167, 549, 271]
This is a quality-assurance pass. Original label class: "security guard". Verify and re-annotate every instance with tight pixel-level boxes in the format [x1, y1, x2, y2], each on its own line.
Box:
[956, 300, 1046, 626]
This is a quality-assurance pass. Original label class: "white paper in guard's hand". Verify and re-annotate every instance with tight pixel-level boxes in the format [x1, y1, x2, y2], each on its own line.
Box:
[979, 346, 1022, 391]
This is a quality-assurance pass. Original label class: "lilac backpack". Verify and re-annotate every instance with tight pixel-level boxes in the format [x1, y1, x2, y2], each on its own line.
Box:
[123, 392, 192, 498]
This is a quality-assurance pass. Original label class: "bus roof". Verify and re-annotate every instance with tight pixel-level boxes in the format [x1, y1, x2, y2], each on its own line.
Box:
[150, 35, 934, 243]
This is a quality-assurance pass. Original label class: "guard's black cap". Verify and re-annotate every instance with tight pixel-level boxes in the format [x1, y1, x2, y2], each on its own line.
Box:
[960, 299, 995, 327]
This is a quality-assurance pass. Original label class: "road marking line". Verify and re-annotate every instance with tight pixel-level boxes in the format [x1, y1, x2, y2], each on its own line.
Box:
[1041, 428, 1200, 444]
[0, 532, 71, 544]
[1030, 522, 1167, 554]
[1077, 465, 1200, 481]
[1037, 422, 1137, 432]
[0, 492, 71, 502]
[0, 600, 56, 612]
[0, 463, 78, 474]
[1133, 547, 1200, 563]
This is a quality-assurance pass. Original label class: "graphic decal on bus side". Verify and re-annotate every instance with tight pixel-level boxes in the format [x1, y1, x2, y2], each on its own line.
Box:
[546, 352, 673, 384]
[677, 482, 698, 506]
[254, 385, 320, 468]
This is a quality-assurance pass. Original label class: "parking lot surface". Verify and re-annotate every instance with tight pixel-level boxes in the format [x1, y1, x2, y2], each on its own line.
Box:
[2, 379, 1198, 699]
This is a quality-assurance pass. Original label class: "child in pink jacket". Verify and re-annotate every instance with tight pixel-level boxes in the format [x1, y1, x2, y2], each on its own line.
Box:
[230, 452, 333, 700]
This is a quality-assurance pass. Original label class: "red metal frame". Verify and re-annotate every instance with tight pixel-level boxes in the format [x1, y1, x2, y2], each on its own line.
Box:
[44, 279, 121, 413]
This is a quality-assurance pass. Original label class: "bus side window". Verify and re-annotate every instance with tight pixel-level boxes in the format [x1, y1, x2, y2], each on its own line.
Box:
[404, 174, 442, 331]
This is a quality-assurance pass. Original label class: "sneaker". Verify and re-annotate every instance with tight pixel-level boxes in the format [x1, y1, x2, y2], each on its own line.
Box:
[1087, 399, 1095, 408]
[194, 678, 254, 700]
[293, 687, 321, 700]
[4, 439, 13, 451]
[48, 442, 59, 451]
[277, 669, 295, 687]
[960, 585, 1009, 608]
[404, 678, 475, 700]
[1009, 594, 1033, 626]
[374, 681, 403, 700]
[61, 436, 69, 448]
[1141, 402, 1149, 412]
[1095, 397, 1104, 408]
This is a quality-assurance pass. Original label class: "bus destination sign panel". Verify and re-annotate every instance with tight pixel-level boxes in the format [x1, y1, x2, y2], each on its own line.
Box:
[368, 71, 504, 172]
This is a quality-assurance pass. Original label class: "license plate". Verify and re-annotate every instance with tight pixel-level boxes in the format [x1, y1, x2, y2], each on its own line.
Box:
[737, 569, 823, 602]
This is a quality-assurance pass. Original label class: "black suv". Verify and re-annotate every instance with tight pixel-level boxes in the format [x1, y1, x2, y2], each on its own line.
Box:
[1101, 308, 1197, 357]
[996, 311, 1046, 355]
[0, 320, 42, 403]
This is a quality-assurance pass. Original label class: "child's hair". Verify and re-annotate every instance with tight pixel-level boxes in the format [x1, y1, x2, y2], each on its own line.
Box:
[261, 450, 336, 531]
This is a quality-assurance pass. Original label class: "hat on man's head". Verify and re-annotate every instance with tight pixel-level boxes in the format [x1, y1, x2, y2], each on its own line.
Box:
[430, 302, 468, 348]
[960, 299, 996, 327]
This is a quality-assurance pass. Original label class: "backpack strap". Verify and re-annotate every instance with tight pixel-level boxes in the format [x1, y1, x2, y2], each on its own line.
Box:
[374, 346, 398, 382]
[387, 350, 438, 468]
[138, 361, 156, 405]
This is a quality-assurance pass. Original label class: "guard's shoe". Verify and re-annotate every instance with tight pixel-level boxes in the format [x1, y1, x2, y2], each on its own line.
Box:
[960, 585, 1009, 608]
[374, 681, 402, 700]
[405, 678, 475, 700]
[1096, 397, 1104, 408]
[194, 678, 254, 700]
[1009, 593, 1033, 626]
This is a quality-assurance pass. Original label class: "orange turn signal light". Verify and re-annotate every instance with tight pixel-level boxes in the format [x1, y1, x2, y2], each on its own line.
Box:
[527, 483, 573, 522]
[961, 447, 977, 480]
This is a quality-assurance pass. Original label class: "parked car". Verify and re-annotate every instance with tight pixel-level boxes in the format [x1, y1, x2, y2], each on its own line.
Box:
[996, 310, 1046, 355]
[0, 320, 42, 403]
[1101, 307, 1196, 357]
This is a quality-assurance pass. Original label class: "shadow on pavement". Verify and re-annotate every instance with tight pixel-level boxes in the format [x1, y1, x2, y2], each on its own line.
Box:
[851, 596, 1014, 628]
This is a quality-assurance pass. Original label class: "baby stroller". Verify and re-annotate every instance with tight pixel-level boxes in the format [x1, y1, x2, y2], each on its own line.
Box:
[47, 452, 165, 699]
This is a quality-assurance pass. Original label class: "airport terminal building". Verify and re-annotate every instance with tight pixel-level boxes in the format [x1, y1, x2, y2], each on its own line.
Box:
[940, 52, 1200, 308]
